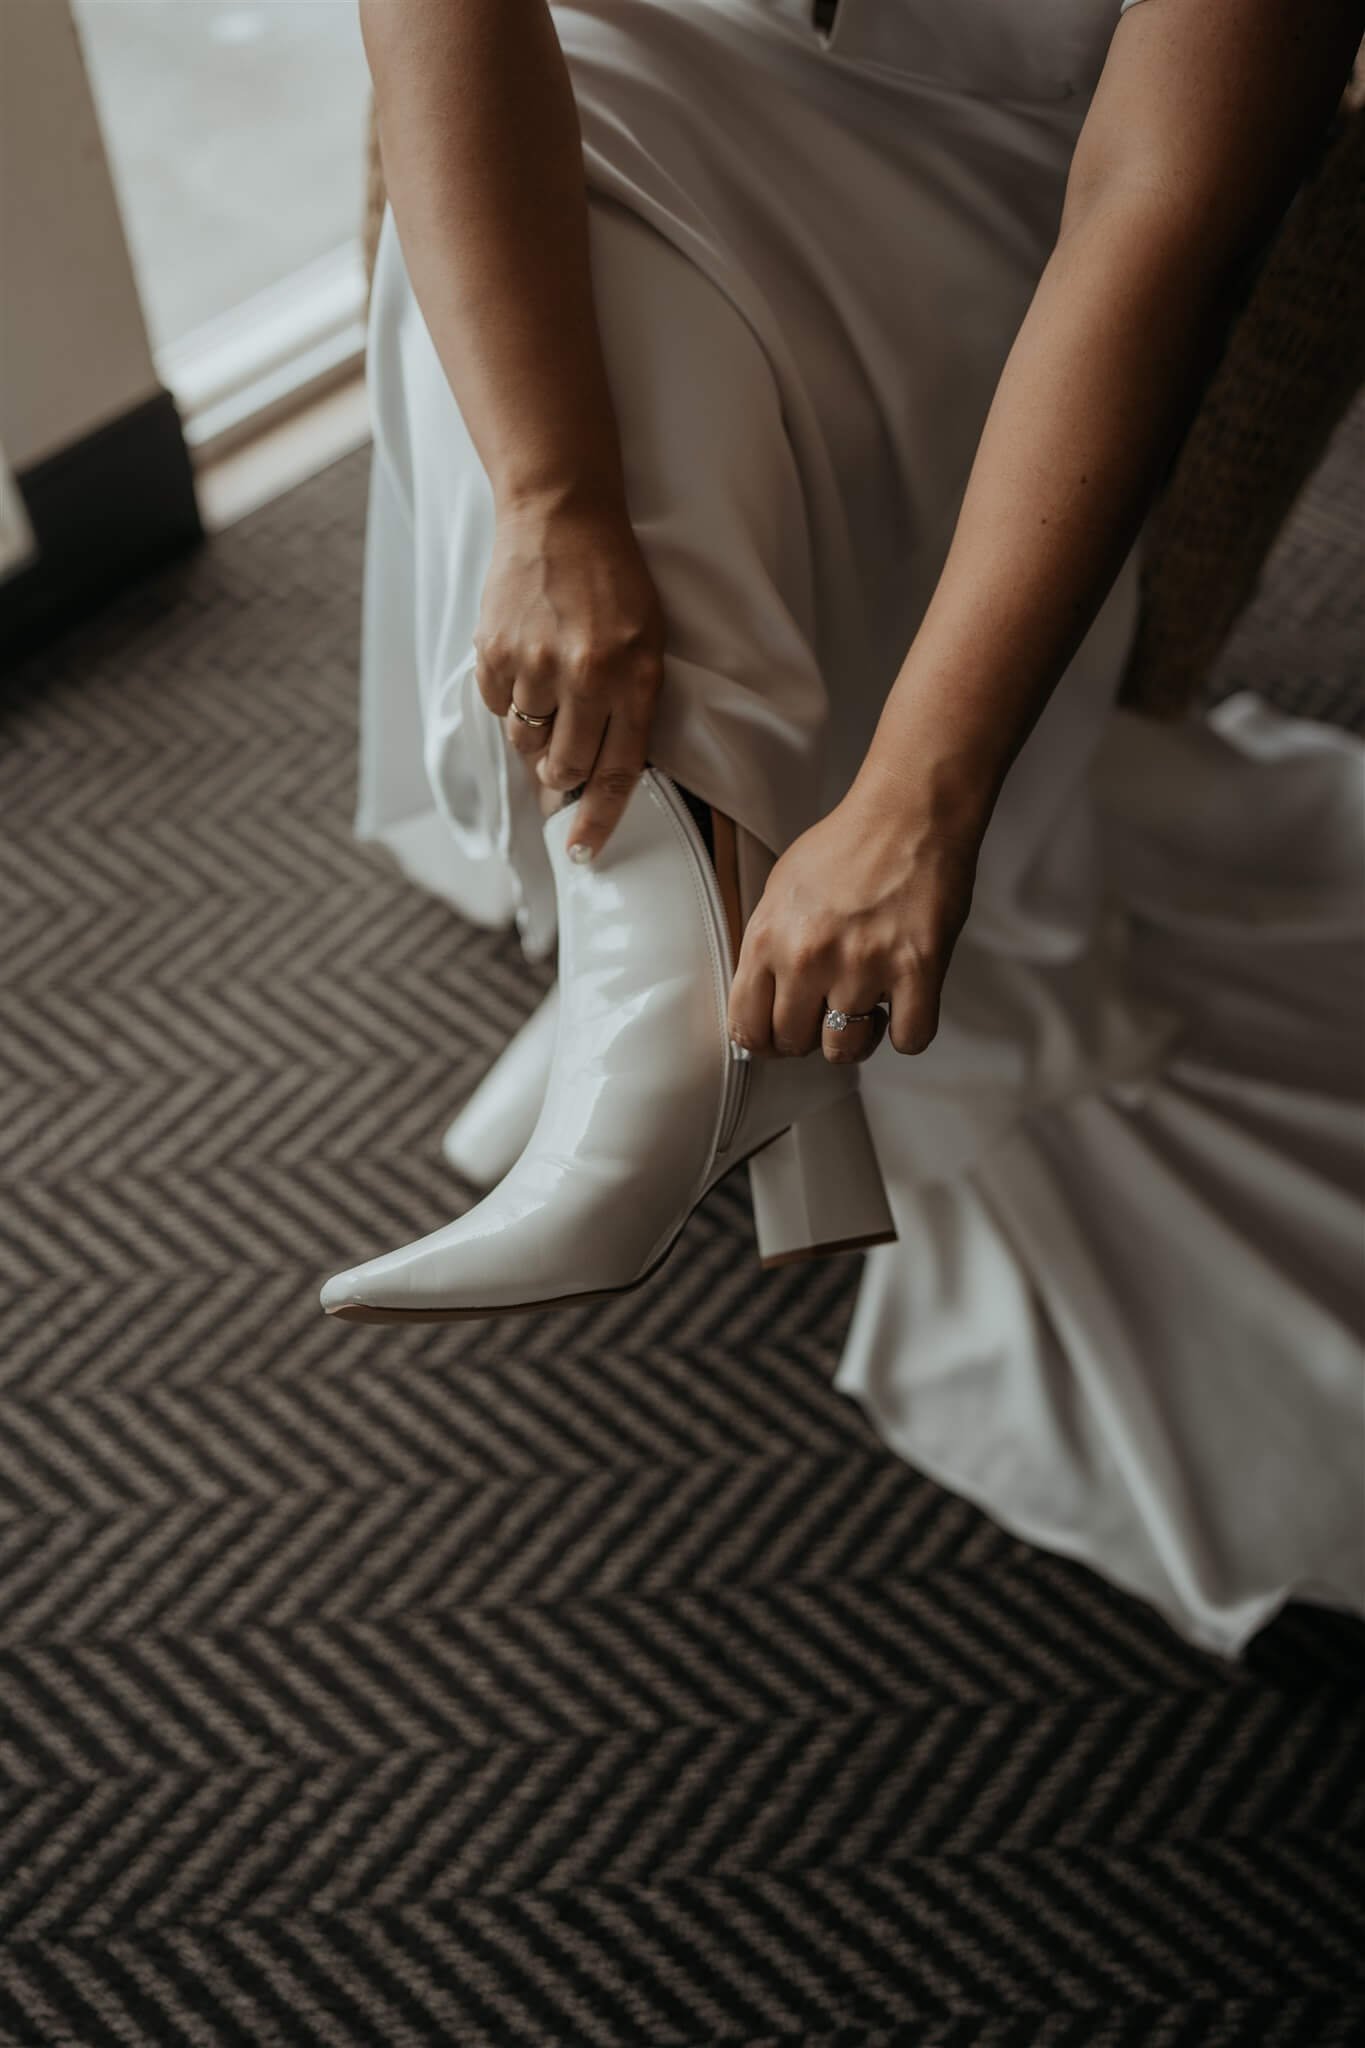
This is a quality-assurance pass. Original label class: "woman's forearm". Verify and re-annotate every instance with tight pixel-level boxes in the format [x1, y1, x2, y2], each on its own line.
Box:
[856, 185, 1230, 827]
[858, 0, 1363, 834]
[362, 0, 626, 513]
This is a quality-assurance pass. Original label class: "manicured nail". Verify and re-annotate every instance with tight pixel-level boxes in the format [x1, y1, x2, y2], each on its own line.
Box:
[729, 1035, 751, 1061]
[567, 841, 594, 865]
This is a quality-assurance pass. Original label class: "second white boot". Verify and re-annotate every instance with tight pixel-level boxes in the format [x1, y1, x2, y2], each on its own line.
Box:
[441, 986, 559, 1186]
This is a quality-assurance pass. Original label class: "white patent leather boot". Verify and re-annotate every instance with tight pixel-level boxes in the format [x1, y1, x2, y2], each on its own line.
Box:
[320, 769, 896, 1322]
[441, 986, 559, 1186]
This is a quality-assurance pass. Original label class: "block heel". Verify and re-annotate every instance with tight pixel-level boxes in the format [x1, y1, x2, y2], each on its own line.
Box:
[748, 1087, 897, 1268]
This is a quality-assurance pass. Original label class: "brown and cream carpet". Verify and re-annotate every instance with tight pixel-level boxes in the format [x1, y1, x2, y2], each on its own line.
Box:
[2, 406, 1363, 2047]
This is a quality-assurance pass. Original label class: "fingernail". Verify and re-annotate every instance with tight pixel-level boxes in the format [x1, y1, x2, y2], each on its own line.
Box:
[729, 1035, 751, 1061]
[567, 841, 594, 865]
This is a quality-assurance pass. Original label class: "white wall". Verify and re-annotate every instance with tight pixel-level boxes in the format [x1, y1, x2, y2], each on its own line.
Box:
[0, 0, 159, 471]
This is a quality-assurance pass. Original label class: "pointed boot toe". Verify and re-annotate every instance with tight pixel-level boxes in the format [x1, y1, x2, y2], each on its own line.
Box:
[319, 1268, 362, 1315]
[320, 1248, 442, 1321]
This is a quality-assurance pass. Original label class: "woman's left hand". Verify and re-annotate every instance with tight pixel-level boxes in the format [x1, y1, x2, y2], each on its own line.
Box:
[727, 771, 981, 1065]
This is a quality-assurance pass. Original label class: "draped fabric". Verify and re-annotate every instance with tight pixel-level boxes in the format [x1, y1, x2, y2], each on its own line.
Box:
[358, 0, 1364, 1653]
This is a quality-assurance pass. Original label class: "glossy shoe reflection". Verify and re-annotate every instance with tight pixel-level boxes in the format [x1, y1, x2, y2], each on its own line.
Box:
[320, 769, 895, 1322]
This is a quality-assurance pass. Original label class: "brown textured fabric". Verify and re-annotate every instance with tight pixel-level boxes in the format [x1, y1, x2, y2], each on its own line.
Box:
[1121, 85, 1365, 716]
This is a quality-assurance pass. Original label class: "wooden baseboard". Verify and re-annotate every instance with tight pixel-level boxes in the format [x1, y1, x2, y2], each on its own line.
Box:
[0, 388, 202, 670]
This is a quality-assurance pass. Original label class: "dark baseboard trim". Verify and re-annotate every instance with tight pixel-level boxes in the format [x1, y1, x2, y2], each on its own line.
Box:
[1, 387, 203, 670]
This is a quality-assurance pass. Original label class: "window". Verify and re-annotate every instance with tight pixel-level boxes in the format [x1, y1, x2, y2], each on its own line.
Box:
[74, 1, 372, 456]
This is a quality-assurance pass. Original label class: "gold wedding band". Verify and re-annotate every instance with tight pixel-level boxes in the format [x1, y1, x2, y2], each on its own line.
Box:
[509, 700, 555, 728]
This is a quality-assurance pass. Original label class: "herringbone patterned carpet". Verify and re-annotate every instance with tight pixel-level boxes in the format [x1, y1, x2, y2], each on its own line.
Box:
[2, 407, 1364, 2048]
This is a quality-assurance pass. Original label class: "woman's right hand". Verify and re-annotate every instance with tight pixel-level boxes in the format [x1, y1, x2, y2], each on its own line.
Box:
[474, 483, 667, 861]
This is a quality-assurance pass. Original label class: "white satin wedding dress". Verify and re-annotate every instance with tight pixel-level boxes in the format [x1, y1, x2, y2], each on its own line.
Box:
[355, 0, 1365, 1656]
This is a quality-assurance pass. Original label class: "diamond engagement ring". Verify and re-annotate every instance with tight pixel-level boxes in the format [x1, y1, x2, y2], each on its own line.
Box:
[510, 700, 555, 728]
[823, 1006, 882, 1031]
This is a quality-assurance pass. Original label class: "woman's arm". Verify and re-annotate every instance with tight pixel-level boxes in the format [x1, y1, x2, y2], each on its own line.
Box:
[363, 0, 622, 508]
[363, 0, 666, 853]
[853, 0, 1364, 836]
[729, 0, 1364, 1063]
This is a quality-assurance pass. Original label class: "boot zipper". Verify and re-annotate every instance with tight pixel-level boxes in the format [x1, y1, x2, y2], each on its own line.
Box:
[651, 769, 752, 1161]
